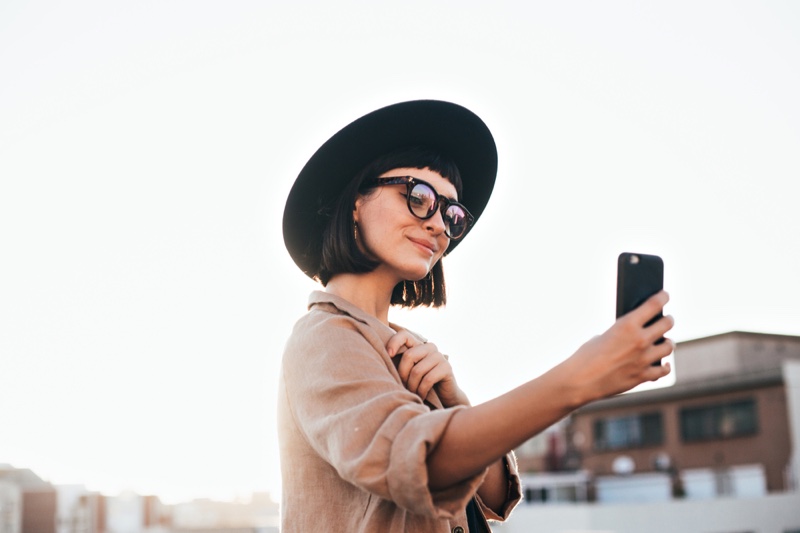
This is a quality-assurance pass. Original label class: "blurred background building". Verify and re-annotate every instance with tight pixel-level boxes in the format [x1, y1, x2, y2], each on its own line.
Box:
[0, 466, 278, 533]
[505, 331, 800, 532]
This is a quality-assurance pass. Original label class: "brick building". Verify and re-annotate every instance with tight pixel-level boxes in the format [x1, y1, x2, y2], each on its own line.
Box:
[575, 331, 800, 498]
[515, 331, 800, 502]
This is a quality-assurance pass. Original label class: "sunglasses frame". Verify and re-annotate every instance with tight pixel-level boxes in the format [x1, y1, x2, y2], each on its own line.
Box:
[363, 176, 475, 240]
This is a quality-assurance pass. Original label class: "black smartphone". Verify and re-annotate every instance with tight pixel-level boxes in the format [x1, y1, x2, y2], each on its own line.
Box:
[616, 252, 665, 364]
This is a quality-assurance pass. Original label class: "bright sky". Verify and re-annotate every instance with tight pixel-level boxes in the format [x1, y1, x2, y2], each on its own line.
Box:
[1, 1, 798, 505]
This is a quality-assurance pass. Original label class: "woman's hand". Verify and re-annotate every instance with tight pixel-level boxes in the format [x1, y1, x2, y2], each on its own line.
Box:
[386, 332, 470, 407]
[564, 290, 675, 405]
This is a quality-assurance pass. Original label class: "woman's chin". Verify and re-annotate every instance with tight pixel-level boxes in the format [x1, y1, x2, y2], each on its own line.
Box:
[406, 266, 434, 282]
[377, 258, 435, 285]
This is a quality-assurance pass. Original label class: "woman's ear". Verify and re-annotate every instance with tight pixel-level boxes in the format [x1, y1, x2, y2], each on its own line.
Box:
[353, 197, 362, 224]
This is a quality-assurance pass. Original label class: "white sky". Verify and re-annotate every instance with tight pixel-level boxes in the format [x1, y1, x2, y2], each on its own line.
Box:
[1, 1, 798, 504]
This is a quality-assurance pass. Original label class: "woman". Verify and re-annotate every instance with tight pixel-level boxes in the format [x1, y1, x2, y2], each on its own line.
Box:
[279, 100, 673, 532]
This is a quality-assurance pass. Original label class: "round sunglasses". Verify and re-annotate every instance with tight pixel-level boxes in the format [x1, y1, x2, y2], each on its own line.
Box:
[364, 176, 474, 240]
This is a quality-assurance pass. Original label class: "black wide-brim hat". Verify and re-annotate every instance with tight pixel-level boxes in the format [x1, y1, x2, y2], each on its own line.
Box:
[283, 99, 498, 279]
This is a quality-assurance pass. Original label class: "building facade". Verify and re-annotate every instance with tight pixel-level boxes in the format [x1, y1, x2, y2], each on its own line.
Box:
[574, 331, 800, 497]
[515, 331, 800, 503]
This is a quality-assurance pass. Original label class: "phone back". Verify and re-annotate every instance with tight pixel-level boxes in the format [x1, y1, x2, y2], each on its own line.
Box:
[616, 253, 664, 320]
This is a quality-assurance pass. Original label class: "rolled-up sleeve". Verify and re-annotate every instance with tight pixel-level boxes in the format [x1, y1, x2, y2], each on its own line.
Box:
[281, 310, 486, 518]
[475, 453, 523, 522]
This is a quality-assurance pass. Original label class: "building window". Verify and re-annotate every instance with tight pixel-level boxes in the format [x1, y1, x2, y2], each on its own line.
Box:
[680, 398, 757, 442]
[593, 412, 663, 450]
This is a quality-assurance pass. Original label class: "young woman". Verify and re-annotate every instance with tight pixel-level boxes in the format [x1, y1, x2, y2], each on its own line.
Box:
[279, 100, 674, 532]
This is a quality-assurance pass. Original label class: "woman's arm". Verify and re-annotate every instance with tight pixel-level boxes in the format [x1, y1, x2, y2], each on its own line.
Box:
[426, 291, 674, 490]
[388, 335, 511, 511]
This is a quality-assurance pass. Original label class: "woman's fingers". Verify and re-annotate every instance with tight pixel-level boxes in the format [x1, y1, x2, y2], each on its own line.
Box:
[407, 356, 441, 398]
[399, 344, 443, 392]
[386, 331, 454, 400]
[386, 332, 467, 406]
[386, 330, 418, 358]
[395, 342, 428, 381]
[645, 335, 675, 366]
[617, 291, 674, 353]
[387, 331, 432, 379]
[630, 290, 669, 326]
[646, 314, 675, 346]
[643, 360, 672, 382]
[653, 313, 675, 336]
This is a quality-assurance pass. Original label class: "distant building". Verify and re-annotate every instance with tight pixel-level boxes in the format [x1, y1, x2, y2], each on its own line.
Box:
[73, 492, 106, 533]
[0, 478, 22, 533]
[169, 493, 279, 532]
[22, 492, 56, 533]
[514, 331, 800, 504]
[0, 465, 279, 533]
[0, 466, 56, 533]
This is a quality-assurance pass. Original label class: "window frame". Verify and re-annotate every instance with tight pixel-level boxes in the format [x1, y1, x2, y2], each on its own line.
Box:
[679, 397, 758, 443]
[592, 411, 664, 451]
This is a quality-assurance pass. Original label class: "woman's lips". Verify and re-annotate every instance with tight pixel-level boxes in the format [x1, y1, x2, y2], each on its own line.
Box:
[408, 237, 437, 255]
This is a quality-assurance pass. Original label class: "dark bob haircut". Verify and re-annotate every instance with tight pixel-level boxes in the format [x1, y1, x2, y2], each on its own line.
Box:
[317, 146, 463, 308]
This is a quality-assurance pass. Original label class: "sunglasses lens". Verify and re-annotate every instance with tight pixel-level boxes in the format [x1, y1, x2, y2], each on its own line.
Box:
[408, 183, 437, 218]
[404, 179, 470, 240]
[444, 205, 469, 239]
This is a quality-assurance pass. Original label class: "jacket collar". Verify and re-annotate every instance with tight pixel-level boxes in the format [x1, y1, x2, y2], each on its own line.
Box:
[307, 291, 404, 340]
[307, 291, 440, 408]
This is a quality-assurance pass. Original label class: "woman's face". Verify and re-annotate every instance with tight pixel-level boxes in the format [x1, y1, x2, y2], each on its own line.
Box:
[354, 167, 455, 284]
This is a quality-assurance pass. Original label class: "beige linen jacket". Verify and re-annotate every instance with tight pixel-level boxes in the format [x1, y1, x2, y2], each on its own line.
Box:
[278, 291, 522, 533]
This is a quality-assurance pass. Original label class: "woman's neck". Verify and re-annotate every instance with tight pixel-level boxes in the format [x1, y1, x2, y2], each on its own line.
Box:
[324, 271, 397, 325]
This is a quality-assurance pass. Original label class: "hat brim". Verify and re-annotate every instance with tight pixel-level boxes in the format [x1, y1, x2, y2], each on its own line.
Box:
[283, 99, 497, 279]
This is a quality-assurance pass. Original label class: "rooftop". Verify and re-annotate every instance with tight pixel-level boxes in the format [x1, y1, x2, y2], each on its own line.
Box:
[578, 331, 800, 413]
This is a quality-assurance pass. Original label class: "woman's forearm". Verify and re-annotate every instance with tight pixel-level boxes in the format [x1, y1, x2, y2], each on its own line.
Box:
[427, 292, 673, 491]
[427, 361, 583, 490]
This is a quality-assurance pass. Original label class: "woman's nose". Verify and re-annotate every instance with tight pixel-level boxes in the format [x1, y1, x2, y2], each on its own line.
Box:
[424, 207, 447, 235]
